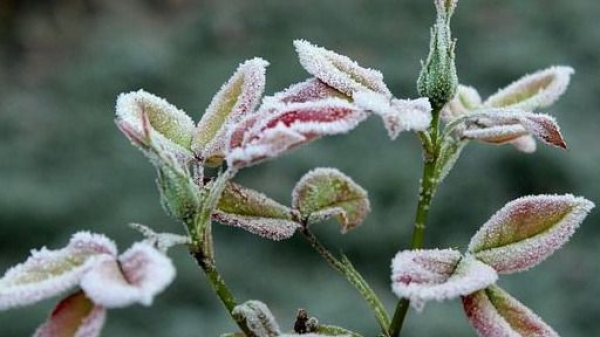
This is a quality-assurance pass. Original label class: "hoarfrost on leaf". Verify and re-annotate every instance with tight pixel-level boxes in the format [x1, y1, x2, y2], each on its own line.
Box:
[193, 58, 269, 166]
[462, 285, 559, 337]
[34, 291, 106, 337]
[232, 300, 281, 337]
[468, 194, 594, 274]
[271, 78, 346, 104]
[294, 39, 391, 97]
[390, 249, 497, 310]
[292, 168, 370, 233]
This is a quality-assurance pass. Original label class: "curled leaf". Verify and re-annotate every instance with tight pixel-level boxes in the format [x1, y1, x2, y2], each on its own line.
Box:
[232, 300, 281, 337]
[292, 168, 370, 233]
[214, 182, 300, 240]
[81, 242, 175, 308]
[391, 249, 497, 311]
[463, 285, 559, 337]
[34, 291, 106, 337]
[294, 40, 391, 97]
[468, 194, 594, 274]
[354, 90, 432, 139]
[193, 58, 269, 166]
[227, 98, 367, 168]
[115, 90, 195, 157]
[484, 66, 574, 111]
[0, 232, 116, 310]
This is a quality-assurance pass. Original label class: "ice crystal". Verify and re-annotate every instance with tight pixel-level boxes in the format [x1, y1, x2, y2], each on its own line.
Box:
[463, 285, 559, 337]
[468, 194, 594, 274]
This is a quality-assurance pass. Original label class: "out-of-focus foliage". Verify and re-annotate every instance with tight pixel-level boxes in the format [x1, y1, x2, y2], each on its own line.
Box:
[1, 0, 599, 336]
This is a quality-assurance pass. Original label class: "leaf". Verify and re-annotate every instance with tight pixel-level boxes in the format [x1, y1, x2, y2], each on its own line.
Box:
[484, 66, 574, 111]
[115, 90, 195, 154]
[129, 223, 190, 253]
[294, 40, 391, 97]
[292, 168, 370, 233]
[156, 160, 201, 222]
[461, 110, 567, 150]
[0, 232, 116, 310]
[391, 249, 497, 311]
[442, 85, 482, 122]
[232, 300, 281, 337]
[468, 194, 594, 274]
[80, 242, 175, 308]
[271, 78, 346, 104]
[193, 58, 269, 166]
[213, 182, 300, 240]
[34, 291, 106, 337]
[227, 98, 367, 168]
[462, 285, 559, 337]
[354, 91, 432, 139]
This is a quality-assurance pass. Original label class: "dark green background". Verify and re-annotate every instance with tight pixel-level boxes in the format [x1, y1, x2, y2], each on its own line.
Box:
[1, 0, 598, 336]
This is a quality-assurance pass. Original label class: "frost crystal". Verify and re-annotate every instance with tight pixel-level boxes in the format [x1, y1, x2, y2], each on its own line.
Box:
[354, 91, 432, 139]
[272, 78, 345, 104]
[463, 285, 559, 337]
[193, 58, 269, 166]
[484, 66, 574, 111]
[468, 194, 594, 274]
[391, 249, 497, 310]
[227, 98, 367, 167]
[34, 291, 106, 337]
[294, 40, 391, 97]
[232, 300, 281, 337]
[292, 168, 370, 233]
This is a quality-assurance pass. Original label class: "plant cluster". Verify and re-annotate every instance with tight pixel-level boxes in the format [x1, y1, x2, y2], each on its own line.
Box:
[0, 1, 594, 336]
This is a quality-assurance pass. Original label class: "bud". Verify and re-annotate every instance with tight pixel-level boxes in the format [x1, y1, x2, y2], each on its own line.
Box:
[156, 161, 201, 223]
[417, 0, 459, 110]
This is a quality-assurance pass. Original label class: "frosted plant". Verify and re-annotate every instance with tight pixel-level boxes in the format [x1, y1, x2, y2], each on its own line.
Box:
[0, 0, 595, 336]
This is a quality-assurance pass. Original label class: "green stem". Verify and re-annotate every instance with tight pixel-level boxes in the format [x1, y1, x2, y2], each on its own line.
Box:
[388, 110, 442, 337]
[301, 228, 391, 333]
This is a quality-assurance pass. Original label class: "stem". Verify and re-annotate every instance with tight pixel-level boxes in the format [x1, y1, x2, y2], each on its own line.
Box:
[301, 228, 391, 333]
[388, 110, 442, 337]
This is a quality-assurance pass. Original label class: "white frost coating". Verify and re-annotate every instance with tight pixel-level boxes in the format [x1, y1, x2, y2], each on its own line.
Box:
[130, 223, 190, 253]
[442, 85, 482, 122]
[193, 58, 269, 161]
[81, 242, 175, 308]
[0, 232, 116, 310]
[509, 135, 537, 153]
[232, 300, 281, 337]
[294, 39, 391, 97]
[34, 292, 106, 337]
[354, 91, 432, 139]
[227, 98, 367, 167]
[272, 77, 343, 103]
[468, 194, 594, 274]
[391, 250, 497, 311]
[463, 286, 559, 337]
[115, 90, 195, 156]
[484, 66, 574, 111]
[213, 212, 300, 241]
[462, 124, 528, 144]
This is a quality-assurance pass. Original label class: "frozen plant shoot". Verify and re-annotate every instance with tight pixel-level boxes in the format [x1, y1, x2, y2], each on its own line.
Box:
[0, 0, 594, 336]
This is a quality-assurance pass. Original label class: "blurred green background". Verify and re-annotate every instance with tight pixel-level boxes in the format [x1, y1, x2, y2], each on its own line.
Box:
[1, 0, 599, 336]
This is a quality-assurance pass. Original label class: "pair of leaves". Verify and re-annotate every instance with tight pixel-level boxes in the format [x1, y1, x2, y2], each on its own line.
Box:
[213, 168, 370, 240]
[391, 195, 594, 336]
[443, 66, 573, 152]
[0, 232, 176, 336]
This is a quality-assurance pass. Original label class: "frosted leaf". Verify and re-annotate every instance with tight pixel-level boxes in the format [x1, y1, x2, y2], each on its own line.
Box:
[391, 249, 497, 310]
[214, 182, 300, 240]
[0, 232, 116, 310]
[442, 85, 482, 122]
[462, 285, 559, 337]
[292, 168, 370, 233]
[354, 91, 432, 139]
[468, 194, 594, 274]
[81, 243, 175, 308]
[34, 291, 106, 337]
[484, 66, 574, 111]
[232, 300, 281, 337]
[509, 135, 537, 153]
[272, 78, 346, 104]
[294, 40, 391, 97]
[129, 223, 190, 253]
[115, 90, 195, 156]
[227, 98, 367, 167]
[193, 58, 269, 166]
[462, 110, 567, 150]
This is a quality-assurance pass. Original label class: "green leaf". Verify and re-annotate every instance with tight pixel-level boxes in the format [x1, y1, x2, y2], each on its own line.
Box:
[214, 182, 300, 240]
[292, 168, 370, 233]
